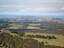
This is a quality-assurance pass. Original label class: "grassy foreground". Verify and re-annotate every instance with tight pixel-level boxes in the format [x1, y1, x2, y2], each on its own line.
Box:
[24, 33, 64, 47]
[8, 32, 64, 47]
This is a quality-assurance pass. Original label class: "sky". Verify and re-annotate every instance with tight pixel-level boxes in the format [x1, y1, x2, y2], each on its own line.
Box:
[0, 0, 64, 17]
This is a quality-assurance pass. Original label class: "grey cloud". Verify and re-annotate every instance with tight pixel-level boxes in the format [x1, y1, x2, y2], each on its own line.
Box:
[0, 0, 64, 14]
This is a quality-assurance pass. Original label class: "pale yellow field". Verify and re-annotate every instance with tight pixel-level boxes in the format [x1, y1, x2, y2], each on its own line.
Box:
[27, 26, 40, 29]
[29, 24, 41, 26]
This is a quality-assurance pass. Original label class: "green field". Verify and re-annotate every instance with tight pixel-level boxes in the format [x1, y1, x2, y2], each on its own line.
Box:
[9, 24, 23, 27]
[7, 24, 24, 29]
[24, 33, 64, 47]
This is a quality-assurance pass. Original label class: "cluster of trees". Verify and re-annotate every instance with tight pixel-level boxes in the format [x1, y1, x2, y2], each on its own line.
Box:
[18, 32, 25, 37]
[40, 23, 64, 35]
[11, 31, 25, 37]
[26, 35, 57, 39]
[0, 32, 64, 48]
[0, 23, 9, 29]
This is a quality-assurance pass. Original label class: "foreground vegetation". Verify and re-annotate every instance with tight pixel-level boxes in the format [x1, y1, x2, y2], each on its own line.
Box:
[24, 33, 64, 47]
[0, 32, 64, 48]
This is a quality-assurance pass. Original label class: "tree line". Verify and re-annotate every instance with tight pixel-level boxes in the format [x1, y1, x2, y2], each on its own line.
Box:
[11, 31, 57, 39]
[26, 35, 57, 39]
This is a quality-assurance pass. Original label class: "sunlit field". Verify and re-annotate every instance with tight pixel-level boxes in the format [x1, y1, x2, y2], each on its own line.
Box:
[24, 33, 64, 47]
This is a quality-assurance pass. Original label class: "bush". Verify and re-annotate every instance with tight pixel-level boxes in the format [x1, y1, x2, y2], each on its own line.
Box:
[18, 32, 25, 37]
[26, 35, 57, 39]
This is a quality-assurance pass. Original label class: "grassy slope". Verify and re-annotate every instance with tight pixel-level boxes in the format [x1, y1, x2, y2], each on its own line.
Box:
[25, 33, 64, 47]
[8, 32, 64, 47]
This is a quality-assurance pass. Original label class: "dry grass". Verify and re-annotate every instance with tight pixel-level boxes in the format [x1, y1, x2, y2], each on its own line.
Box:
[27, 26, 40, 29]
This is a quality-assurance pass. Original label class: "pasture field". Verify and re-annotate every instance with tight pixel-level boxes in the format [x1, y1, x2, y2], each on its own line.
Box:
[24, 33, 64, 47]
[0, 23, 3, 26]
[9, 24, 23, 27]
[27, 26, 40, 29]
[29, 24, 41, 26]
[7, 24, 24, 29]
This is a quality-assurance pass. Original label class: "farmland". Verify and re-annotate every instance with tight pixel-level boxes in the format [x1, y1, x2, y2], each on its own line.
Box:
[24, 33, 64, 47]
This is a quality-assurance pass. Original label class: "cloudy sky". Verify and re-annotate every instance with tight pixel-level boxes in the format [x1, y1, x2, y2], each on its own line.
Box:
[0, 0, 64, 17]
